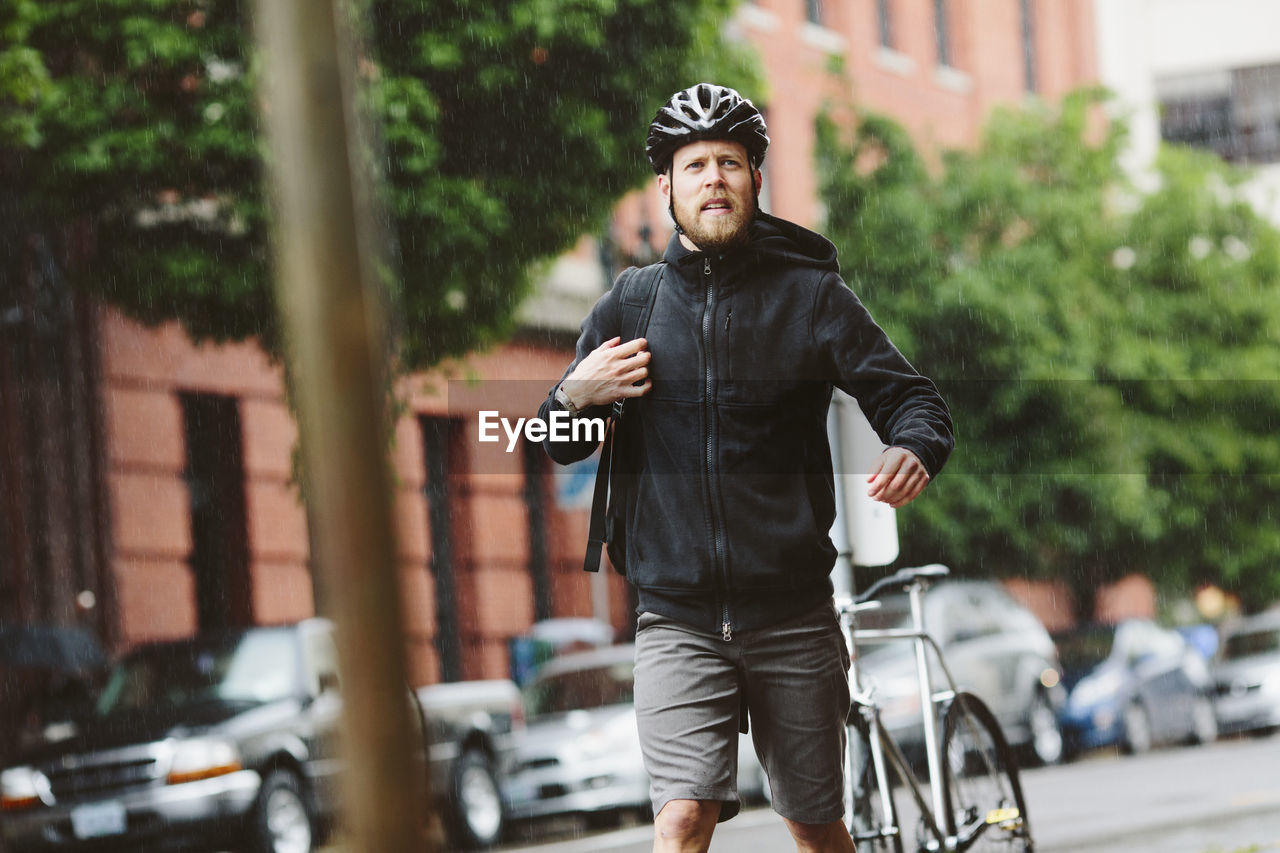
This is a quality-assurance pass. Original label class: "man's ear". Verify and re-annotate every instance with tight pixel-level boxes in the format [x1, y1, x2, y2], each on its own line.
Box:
[657, 171, 671, 201]
[753, 168, 763, 196]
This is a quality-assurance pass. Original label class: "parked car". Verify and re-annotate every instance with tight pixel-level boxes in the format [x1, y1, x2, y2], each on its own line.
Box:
[1210, 610, 1280, 736]
[503, 644, 769, 826]
[416, 678, 524, 850]
[0, 623, 108, 768]
[0, 618, 523, 853]
[855, 579, 1067, 766]
[1, 619, 346, 852]
[1055, 619, 1218, 756]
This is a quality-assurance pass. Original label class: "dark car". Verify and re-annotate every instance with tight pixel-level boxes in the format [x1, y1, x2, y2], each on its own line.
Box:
[1, 619, 346, 853]
[855, 579, 1067, 767]
[1210, 610, 1280, 736]
[1056, 619, 1218, 756]
[0, 624, 109, 769]
[416, 678, 524, 850]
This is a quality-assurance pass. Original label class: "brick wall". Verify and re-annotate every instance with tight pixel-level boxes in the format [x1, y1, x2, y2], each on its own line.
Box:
[99, 308, 312, 648]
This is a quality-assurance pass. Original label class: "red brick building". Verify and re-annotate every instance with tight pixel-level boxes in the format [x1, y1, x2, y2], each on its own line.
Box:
[0, 0, 1104, 685]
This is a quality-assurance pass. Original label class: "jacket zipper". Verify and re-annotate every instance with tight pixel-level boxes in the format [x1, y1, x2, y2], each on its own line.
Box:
[702, 256, 732, 642]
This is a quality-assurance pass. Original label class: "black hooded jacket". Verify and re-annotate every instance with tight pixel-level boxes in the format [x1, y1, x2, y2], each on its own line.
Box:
[540, 212, 953, 635]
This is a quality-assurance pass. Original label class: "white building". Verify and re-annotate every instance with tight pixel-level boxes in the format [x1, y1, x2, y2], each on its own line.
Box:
[1095, 0, 1280, 219]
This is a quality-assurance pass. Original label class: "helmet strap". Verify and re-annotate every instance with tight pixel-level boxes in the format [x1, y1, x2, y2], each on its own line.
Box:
[665, 165, 685, 235]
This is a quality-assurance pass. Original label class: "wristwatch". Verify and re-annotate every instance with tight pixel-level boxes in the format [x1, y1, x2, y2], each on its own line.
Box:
[555, 385, 582, 417]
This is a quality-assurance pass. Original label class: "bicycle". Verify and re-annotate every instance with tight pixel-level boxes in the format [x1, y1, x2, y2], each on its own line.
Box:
[837, 564, 1034, 853]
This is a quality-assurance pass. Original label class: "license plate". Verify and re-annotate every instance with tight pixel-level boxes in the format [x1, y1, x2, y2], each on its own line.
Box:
[70, 800, 127, 839]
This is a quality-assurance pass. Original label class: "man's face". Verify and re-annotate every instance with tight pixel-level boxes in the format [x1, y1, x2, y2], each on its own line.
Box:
[659, 139, 762, 252]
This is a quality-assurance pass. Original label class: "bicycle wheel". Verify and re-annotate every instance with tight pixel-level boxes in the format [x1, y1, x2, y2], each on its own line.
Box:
[939, 692, 1033, 852]
[848, 720, 904, 853]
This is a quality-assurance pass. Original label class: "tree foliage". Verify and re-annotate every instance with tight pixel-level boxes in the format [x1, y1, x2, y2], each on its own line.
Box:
[818, 90, 1280, 612]
[0, 0, 757, 367]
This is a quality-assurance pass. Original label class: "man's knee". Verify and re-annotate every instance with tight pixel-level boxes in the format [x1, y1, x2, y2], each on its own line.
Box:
[654, 799, 720, 842]
[783, 817, 854, 852]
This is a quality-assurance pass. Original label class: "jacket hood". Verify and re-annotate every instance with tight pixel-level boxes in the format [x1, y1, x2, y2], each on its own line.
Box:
[663, 212, 840, 273]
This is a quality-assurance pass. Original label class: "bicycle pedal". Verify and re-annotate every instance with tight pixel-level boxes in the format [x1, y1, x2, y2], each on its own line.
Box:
[984, 807, 1021, 827]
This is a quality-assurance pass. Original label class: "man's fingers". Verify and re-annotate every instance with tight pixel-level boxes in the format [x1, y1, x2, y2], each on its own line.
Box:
[867, 448, 929, 506]
[886, 471, 929, 506]
[612, 336, 648, 357]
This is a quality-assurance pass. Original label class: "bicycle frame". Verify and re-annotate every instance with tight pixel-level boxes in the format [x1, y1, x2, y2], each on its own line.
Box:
[838, 579, 972, 853]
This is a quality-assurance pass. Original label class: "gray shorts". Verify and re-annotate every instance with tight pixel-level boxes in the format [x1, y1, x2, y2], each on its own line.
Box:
[633, 600, 851, 825]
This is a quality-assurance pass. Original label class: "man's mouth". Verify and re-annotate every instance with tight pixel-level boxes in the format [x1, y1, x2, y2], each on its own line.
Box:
[701, 198, 734, 215]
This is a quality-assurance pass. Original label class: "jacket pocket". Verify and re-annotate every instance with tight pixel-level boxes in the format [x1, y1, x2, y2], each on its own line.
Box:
[720, 472, 836, 590]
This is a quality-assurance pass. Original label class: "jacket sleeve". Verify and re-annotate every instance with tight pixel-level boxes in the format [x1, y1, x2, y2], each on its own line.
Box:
[538, 278, 625, 465]
[813, 272, 954, 478]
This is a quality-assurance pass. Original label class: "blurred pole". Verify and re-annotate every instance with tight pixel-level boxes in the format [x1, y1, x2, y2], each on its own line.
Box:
[253, 2, 427, 852]
[827, 403, 854, 600]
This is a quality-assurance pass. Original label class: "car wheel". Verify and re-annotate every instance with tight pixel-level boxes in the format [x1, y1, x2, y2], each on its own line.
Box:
[447, 749, 505, 850]
[1122, 702, 1153, 755]
[1025, 691, 1064, 766]
[247, 770, 314, 853]
[1189, 695, 1218, 745]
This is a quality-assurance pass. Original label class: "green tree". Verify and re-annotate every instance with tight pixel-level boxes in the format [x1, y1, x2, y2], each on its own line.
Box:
[0, 0, 50, 147]
[0, 0, 757, 368]
[818, 90, 1280, 614]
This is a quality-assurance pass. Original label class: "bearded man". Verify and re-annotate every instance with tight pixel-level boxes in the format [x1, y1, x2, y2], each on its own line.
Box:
[539, 83, 954, 853]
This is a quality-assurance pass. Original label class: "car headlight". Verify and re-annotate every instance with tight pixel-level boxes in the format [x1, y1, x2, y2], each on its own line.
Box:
[1, 766, 52, 811]
[166, 738, 244, 785]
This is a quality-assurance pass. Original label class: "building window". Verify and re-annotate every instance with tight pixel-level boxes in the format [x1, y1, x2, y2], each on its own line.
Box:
[421, 416, 462, 682]
[806, 0, 823, 26]
[1020, 0, 1037, 92]
[180, 393, 251, 631]
[1159, 64, 1280, 165]
[876, 0, 893, 48]
[934, 0, 952, 68]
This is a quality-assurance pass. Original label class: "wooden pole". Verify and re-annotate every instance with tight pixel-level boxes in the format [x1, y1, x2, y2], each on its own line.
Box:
[252, 1, 427, 850]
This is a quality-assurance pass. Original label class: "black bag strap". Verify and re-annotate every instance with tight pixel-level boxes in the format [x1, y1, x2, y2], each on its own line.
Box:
[584, 262, 665, 572]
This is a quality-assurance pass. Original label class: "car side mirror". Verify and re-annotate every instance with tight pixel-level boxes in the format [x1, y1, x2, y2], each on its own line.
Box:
[318, 670, 341, 695]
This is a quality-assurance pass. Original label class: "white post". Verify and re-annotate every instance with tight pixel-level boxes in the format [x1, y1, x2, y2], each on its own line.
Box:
[830, 390, 901, 595]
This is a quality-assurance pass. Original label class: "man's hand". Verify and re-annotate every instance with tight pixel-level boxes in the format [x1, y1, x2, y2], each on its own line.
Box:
[561, 337, 652, 409]
[866, 447, 930, 508]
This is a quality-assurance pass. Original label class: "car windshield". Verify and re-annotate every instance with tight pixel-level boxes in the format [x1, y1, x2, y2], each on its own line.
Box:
[524, 660, 634, 718]
[1222, 627, 1280, 660]
[95, 630, 299, 715]
[1054, 627, 1116, 681]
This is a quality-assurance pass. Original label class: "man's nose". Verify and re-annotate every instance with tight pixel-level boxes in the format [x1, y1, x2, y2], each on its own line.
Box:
[703, 164, 727, 187]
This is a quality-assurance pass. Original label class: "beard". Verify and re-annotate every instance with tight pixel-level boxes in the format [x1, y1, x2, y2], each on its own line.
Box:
[671, 188, 755, 252]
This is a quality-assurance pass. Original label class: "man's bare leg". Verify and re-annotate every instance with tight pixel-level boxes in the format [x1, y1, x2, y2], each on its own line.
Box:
[653, 799, 721, 853]
[782, 817, 857, 853]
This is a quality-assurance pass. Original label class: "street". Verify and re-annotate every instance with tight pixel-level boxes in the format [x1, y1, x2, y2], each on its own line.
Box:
[498, 734, 1280, 853]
